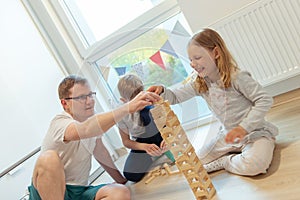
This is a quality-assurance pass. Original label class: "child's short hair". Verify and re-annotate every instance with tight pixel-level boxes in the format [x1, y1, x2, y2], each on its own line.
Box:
[117, 74, 144, 100]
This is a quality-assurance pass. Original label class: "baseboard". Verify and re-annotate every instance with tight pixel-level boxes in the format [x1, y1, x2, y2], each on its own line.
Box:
[182, 115, 215, 131]
[272, 88, 300, 108]
[264, 74, 300, 97]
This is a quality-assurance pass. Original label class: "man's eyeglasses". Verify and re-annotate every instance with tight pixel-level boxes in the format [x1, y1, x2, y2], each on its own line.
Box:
[64, 92, 96, 103]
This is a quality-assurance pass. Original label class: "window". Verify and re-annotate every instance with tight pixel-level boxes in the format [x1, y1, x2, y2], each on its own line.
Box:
[63, 0, 166, 46]
[52, 0, 177, 57]
[51, 0, 211, 126]
[95, 13, 191, 89]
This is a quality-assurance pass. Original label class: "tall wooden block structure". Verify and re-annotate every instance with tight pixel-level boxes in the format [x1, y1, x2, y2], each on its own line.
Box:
[150, 99, 216, 200]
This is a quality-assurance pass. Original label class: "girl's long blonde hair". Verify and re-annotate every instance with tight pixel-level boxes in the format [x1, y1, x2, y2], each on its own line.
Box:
[188, 28, 239, 93]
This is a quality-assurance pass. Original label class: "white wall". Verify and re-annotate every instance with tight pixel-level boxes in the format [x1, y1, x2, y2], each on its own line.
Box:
[178, 0, 255, 32]
[0, 1, 64, 199]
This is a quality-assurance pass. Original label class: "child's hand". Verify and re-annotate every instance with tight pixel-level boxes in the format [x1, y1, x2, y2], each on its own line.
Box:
[147, 85, 164, 95]
[160, 140, 168, 153]
[143, 143, 163, 156]
[225, 126, 247, 144]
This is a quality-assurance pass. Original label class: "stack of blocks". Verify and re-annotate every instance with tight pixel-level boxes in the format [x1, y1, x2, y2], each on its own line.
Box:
[150, 99, 216, 200]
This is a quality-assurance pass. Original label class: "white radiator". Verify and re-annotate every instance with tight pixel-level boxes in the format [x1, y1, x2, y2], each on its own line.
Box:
[210, 0, 300, 87]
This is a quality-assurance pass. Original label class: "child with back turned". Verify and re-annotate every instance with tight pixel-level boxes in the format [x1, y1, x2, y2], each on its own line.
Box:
[117, 74, 174, 182]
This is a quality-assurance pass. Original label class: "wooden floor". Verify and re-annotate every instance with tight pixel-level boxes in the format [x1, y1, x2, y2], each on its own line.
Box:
[94, 88, 300, 200]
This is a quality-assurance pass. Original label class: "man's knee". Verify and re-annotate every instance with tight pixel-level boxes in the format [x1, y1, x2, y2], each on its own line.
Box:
[33, 150, 64, 181]
[96, 184, 130, 200]
[37, 150, 62, 170]
[111, 185, 130, 200]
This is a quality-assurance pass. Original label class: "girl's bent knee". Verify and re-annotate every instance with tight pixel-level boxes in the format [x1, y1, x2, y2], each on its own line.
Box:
[229, 156, 271, 176]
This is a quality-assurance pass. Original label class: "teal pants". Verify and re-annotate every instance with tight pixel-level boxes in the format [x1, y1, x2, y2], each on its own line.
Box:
[28, 182, 106, 200]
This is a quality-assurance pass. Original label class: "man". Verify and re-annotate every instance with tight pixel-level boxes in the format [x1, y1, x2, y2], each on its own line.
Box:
[28, 75, 160, 200]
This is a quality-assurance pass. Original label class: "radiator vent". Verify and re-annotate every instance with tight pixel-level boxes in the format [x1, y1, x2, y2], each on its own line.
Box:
[211, 0, 300, 86]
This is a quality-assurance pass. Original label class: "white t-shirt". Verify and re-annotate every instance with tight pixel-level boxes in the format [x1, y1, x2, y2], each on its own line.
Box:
[117, 109, 160, 140]
[117, 112, 145, 140]
[41, 111, 96, 185]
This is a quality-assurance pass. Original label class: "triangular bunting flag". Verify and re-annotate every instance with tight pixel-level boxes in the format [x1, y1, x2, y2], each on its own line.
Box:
[131, 61, 149, 81]
[171, 21, 191, 37]
[114, 66, 127, 76]
[99, 66, 110, 81]
[167, 33, 192, 74]
[149, 51, 166, 70]
[160, 40, 178, 58]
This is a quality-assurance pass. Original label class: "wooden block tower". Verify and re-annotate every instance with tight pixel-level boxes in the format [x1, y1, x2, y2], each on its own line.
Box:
[150, 99, 216, 200]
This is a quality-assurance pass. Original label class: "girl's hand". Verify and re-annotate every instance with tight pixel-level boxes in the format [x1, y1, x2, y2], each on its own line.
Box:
[128, 91, 160, 113]
[225, 126, 247, 144]
[147, 85, 164, 95]
[143, 143, 163, 156]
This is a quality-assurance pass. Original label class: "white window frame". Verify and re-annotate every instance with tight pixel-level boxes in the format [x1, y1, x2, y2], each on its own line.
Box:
[50, 0, 181, 61]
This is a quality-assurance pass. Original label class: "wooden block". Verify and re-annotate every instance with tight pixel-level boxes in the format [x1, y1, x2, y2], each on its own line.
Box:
[145, 175, 157, 184]
[144, 164, 170, 184]
[145, 167, 162, 184]
[160, 168, 166, 176]
[163, 163, 180, 175]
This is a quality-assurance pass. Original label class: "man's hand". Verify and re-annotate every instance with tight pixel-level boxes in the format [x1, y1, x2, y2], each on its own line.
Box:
[225, 126, 247, 144]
